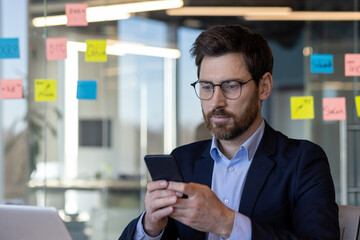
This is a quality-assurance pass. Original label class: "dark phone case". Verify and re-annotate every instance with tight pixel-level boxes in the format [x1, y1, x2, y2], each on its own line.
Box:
[144, 155, 184, 182]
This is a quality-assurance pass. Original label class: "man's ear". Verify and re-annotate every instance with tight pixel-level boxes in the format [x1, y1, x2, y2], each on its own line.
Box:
[259, 72, 273, 101]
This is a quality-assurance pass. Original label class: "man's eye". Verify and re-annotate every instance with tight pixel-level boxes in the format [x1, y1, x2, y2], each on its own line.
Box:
[223, 82, 239, 89]
[200, 83, 212, 91]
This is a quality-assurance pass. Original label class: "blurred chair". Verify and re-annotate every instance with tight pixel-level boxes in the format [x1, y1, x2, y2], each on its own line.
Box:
[339, 205, 360, 240]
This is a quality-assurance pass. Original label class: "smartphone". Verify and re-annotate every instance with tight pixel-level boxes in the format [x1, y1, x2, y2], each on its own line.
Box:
[144, 154, 184, 182]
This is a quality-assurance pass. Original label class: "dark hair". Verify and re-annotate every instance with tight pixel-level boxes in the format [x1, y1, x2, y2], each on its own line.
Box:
[190, 25, 274, 86]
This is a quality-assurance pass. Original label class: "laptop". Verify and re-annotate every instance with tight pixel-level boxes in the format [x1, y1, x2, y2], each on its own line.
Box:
[0, 204, 72, 240]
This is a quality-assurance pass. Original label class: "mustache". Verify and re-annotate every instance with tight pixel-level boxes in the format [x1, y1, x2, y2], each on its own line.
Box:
[207, 108, 233, 119]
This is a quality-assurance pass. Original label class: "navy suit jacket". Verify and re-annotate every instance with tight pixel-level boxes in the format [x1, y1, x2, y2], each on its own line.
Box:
[119, 122, 340, 240]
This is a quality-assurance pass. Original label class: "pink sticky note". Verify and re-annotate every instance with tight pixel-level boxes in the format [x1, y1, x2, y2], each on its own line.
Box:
[66, 3, 88, 27]
[0, 79, 23, 99]
[323, 97, 346, 121]
[345, 54, 360, 76]
[46, 38, 67, 60]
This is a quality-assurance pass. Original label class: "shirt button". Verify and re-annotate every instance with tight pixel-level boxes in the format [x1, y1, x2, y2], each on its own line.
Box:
[224, 199, 230, 204]
[228, 167, 234, 172]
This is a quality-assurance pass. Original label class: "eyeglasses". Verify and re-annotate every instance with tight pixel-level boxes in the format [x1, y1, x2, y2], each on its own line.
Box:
[191, 78, 254, 100]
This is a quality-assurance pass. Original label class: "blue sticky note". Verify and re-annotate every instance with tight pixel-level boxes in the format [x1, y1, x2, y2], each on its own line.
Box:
[77, 80, 97, 100]
[0, 38, 20, 59]
[310, 54, 334, 74]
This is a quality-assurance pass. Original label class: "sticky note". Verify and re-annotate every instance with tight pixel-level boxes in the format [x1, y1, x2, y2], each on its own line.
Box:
[323, 97, 346, 121]
[35, 79, 57, 102]
[310, 54, 334, 74]
[0, 79, 22, 99]
[0, 38, 20, 59]
[66, 3, 88, 27]
[345, 54, 360, 76]
[85, 40, 107, 62]
[290, 96, 314, 119]
[46, 38, 67, 60]
[355, 96, 360, 117]
[77, 80, 97, 100]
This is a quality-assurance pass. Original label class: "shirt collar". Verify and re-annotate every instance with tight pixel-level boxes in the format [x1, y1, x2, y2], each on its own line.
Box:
[210, 120, 265, 162]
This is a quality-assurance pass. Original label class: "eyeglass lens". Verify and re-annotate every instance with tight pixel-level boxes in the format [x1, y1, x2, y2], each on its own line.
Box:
[194, 81, 242, 100]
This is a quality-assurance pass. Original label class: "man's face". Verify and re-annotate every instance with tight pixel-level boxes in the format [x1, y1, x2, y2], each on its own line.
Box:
[199, 53, 261, 140]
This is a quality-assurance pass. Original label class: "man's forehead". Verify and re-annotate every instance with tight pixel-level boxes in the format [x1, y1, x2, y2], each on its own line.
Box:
[199, 54, 251, 81]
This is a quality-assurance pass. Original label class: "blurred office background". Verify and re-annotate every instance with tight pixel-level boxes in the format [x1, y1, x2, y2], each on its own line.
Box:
[0, 0, 359, 239]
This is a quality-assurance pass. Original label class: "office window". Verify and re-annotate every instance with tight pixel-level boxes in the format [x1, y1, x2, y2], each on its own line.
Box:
[0, 0, 359, 239]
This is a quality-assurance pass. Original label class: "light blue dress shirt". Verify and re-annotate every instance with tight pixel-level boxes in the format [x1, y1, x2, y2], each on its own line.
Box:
[134, 120, 265, 240]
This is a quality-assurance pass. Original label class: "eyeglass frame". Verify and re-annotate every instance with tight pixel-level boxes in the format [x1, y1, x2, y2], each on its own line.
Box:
[190, 78, 254, 100]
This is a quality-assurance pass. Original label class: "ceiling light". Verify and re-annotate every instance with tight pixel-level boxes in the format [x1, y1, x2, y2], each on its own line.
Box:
[244, 11, 360, 21]
[69, 40, 181, 59]
[32, 0, 184, 27]
[106, 0, 183, 13]
[166, 7, 292, 16]
[33, 15, 67, 27]
[166, 7, 360, 21]
[32, 13, 130, 27]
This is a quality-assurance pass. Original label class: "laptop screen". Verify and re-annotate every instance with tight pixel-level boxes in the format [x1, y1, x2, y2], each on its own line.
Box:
[0, 204, 72, 240]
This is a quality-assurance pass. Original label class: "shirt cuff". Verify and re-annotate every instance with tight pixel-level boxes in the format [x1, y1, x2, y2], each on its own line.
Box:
[134, 211, 164, 240]
[220, 212, 252, 240]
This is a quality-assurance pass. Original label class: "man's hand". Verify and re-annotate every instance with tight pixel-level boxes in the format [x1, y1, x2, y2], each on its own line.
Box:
[167, 182, 235, 238]
[143, 180, 179, 237]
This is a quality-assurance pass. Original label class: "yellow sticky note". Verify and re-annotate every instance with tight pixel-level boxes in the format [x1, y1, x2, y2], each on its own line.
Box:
[35, 79, 57, 102]
[290, 96, 314, 119]
[85, 40, 107, 62]
[356, 96, 360, 117]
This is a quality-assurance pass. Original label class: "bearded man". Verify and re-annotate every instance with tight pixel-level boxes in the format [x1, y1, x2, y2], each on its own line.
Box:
[119, 25, 339, 240]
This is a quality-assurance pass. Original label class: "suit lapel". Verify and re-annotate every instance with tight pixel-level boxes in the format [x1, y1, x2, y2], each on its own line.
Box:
[184, 142, 212, 240]
[239, 122, 277, 217]
[193, 143, 214, 188]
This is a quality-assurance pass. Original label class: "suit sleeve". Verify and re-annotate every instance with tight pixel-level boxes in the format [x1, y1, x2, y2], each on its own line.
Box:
[250, 144, 340, 240]
[118, 215, 180, 240]
[118, 216, 141, 240]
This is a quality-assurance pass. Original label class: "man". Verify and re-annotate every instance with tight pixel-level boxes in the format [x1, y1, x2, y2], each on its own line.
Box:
[119, 25, 339, 239]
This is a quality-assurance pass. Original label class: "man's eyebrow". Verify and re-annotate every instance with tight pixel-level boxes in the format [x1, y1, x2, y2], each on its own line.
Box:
[198, 78, 244, 82]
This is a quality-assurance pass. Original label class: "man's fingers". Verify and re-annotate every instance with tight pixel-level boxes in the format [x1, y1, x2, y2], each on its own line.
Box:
[149, 206, 174, 221]
[152, 189, 179, 199]
[167, 181, 195, 196]
[175, 191, 183, 198]
[169, 208, 192, 225]
[148, 196, 177, 214]
[147, 180, 168, 192]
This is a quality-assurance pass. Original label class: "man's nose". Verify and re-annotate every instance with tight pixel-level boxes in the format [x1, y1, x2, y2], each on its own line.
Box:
[210, 86, 226, 107]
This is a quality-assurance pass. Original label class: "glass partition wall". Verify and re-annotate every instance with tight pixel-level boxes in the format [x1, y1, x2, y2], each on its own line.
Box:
[0, 0, 360, 239]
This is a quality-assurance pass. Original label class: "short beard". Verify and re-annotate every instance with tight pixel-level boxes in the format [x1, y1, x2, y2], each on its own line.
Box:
[202, 94, 259, 140]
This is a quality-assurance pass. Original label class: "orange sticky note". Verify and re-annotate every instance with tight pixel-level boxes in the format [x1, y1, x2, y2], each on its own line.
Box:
[66, 3, 88, 27]
[345, 54, 360, 76]
[35, 79, 57, 102]
[85, 40, 107, 62]
[0, 79, 22, 99]
[290, 96, 314, 119]
[355, 96, 360, 117]
[46, 38, 67, 60]
[323, 97, 346, 121]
